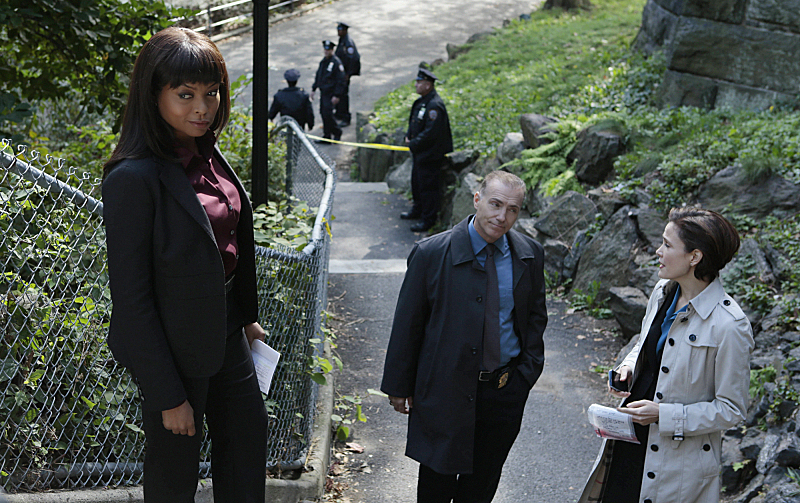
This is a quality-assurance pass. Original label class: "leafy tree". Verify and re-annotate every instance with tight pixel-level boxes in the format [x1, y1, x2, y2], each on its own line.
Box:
[0, 0, 192, 135]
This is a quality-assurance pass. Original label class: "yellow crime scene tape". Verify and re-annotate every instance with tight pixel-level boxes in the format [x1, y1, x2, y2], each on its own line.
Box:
[305, 134, 410, 151]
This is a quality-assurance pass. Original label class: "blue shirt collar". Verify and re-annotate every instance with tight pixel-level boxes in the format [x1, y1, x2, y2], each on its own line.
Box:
[665, 285, 687, 322]
[468, 217, 509, 257]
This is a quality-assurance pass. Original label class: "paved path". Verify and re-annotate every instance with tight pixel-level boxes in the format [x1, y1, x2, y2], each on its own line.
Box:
[229, 2, 625, 501]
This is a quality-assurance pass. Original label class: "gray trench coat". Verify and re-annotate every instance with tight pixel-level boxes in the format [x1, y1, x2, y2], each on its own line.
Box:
[380, 216, 548, 474]
[579, 278, 754, 503]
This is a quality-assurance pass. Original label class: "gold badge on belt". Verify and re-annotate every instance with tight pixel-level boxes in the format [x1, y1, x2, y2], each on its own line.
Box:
[497, 370, 509, 389]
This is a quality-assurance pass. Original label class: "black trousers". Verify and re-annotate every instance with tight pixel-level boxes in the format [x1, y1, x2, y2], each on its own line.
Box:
[319, 91, 342, 139]
[141, 327, 268, 502]
[416, 367, 530, 503]
[334, 77, 351, 123]
[410, 159, 443, 226]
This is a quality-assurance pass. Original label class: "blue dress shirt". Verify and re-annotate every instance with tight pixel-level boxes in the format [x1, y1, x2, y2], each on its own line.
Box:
[657, 285, 687, 353]
[468, 219, 520, 366]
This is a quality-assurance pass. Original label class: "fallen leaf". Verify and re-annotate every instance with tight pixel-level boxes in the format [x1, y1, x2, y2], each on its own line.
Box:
[346, 442, 365, 453]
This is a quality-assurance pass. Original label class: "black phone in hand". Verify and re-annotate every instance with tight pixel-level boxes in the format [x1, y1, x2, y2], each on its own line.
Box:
[609, 369, 629, 392]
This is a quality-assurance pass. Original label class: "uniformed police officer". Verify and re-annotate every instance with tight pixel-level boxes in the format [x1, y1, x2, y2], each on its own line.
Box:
[269, 68, 314, 130]
[334, 22, 360, 127]
[401, 68, 453, 232]
[311, 40, 346, 142]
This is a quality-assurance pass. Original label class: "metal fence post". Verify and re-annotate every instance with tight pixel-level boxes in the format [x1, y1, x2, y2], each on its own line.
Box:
[285, 126, 296, 198]
[252, 0, 269, 207]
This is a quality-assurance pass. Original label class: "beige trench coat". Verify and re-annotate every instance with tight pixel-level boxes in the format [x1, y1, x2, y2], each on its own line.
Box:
[579, 278, 754, 503]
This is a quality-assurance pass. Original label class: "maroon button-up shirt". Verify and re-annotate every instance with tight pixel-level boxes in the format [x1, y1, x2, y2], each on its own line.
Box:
[177, 133, 241, 277]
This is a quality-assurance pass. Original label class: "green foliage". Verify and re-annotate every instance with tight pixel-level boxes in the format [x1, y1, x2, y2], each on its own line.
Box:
[787, 467, 800, 496]
[311, 315, 381, 442]
[267, 123, 289, 200]
[331, 393, 367, 442]
[0, 0, 192, 135]
[616, 106, 800, 209]
[722, 215, 800, 333]
[750, 364, 799, 425]
[0, 182, 141, 485]
[750, 365, 778, 399]
[501, 120, 582, 196]
[732, 459, 751, 472]
[570, 280, 613, 319]
[219, 75, 255, 192]
[252, 198, 317, 251]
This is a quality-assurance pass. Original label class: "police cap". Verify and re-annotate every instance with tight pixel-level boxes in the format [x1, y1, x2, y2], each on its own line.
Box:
[322, 40, 336, 50]
[415, 68, 438, 82]
[284, 68, 301, 82]
[337, 22, 349, 30]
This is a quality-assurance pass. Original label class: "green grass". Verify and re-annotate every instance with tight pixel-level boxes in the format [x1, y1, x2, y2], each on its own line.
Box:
[373, 0, 647, 156]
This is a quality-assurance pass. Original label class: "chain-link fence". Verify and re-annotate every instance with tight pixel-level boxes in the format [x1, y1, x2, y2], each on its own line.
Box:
[0, 121, 335, 492]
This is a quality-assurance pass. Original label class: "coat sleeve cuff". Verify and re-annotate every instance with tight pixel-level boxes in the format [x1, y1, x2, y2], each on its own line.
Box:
[658, 403, 686, 440]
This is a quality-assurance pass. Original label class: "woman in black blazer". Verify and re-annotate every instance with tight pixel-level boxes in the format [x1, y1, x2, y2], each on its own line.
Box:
[102, 27, 267, 502]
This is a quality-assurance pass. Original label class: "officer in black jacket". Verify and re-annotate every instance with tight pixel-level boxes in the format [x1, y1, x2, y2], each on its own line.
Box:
[269, 68, 314, 130]
[311, 40, 346, 142]
[334, 22, 360, 127]
[402, 68, 453, 232]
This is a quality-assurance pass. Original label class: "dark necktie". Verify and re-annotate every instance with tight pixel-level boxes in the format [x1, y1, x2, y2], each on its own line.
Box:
[483, 243, 501, 372]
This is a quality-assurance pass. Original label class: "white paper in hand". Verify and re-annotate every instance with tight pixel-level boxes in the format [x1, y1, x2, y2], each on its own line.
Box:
[251, 339, 281, 395]
[587, 403, 640, 444]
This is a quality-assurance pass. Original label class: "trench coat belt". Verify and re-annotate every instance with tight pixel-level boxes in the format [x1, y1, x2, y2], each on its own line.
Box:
[225, 273, 236, 294]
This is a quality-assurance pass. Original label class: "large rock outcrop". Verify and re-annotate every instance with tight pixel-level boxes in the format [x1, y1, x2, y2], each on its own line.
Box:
[696, 165, 800, 219]
[636, 0, 800, 109]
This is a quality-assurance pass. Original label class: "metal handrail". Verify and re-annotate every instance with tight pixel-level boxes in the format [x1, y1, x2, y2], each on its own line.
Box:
[272, 117, 335, 256]
[268, 0, 305, 11]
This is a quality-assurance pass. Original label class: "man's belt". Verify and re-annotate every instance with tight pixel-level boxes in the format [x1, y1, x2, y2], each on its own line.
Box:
[479, 364, 513, 389]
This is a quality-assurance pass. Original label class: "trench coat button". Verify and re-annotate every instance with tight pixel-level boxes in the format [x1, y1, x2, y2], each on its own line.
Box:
[661, 366, 669, 374]
[724, 299, 731, 306]
[668, 338, 675, 346]
[689, 334, 697, 342]
[656, 392, 663, 400]
[477, 296, 483, 303]
[703, 444, 711, 451]
[645, 500, 653, 503]
[647, 472, 656, 479]
[650, 444, 659, 452]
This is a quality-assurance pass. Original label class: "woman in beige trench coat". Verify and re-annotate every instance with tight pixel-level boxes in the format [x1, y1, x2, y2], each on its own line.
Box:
[579, 208, 754, 503]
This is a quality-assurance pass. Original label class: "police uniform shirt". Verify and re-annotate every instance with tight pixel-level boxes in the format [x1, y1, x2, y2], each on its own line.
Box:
[268, 87, 314, 129]
[407, 89, 454, 165]
[312, 55, 347, 97]
[335, 34, 360, 76]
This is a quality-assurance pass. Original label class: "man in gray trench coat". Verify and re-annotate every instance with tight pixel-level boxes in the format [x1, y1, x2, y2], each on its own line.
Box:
[381, 170, 548, 503]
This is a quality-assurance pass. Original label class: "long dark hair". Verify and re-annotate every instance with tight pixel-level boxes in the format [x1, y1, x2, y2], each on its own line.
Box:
[103, 27, 230, 178]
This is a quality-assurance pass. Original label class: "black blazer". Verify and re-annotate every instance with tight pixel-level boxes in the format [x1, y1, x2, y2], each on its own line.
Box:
[102, 147, 258, 412]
